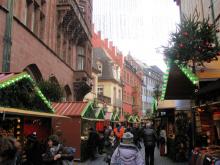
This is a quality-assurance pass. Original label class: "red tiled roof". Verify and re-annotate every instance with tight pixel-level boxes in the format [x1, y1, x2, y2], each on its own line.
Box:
[52, 102, 88, 117]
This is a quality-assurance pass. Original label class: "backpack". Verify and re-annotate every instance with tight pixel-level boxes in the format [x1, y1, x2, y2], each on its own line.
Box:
[62, 147, 76, 165]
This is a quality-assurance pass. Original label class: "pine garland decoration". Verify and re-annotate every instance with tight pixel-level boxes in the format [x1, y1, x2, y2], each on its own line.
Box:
[164, 15, 220, 67]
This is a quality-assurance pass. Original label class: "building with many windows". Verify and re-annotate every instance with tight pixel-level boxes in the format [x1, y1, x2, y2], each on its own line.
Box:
[143, 65, 163, 114]
[0, 0, 93, 101]
[93, 48, 123, 114]
[123, 55, 143, 116]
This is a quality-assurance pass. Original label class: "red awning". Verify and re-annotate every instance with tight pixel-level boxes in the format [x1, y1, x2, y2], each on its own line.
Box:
[52, 102, 88, 117]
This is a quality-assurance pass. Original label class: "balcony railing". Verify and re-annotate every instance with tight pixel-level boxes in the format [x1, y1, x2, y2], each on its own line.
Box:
[57, 0, 91, 39]
[97, 94, 111, 105]
[73, 71, 92, 100]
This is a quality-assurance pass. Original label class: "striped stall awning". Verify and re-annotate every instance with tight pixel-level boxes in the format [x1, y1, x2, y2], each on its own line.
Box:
[52, 102, 90, 117]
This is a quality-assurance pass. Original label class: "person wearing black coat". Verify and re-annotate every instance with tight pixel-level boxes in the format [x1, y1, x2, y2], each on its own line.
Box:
[0, 136, 17, 165]
[87, 127, 99, 160]
[24, 132, 44, 165]
[42, 134, 73, 165]
[131, 123, 141, 149]
[141, 122, 158, 165]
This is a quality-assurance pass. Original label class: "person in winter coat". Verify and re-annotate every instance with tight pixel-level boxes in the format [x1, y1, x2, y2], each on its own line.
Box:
[141, 122, 157, 165]
[24, 132, 44, 165]
[104, 130, 115, 165]
[159, 127, 167, 156]
[42, 134, 74, 165]
[113, 123, 125, 147]
[131, 123, 141, 149]
[0, 136, 17, 165]
[87, 127, 99, 160]
[111, 132, 144, 165]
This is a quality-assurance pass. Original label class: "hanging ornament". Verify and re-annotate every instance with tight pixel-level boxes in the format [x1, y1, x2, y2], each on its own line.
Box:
[216, 29, 220, 33]
[182, 32, 189, 36]
[179, 43, 184, 48]
[205, 41, 210, 46]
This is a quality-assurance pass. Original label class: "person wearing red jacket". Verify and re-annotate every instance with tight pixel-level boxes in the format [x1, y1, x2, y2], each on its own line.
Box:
[113, 123, 125, 148]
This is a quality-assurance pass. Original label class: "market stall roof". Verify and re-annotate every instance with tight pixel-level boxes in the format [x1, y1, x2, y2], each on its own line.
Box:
[0, 107, 69, 118]
[52, 101, 92, 117]
[114, 112, 120, 121]
[0, 72, 54, 113]
[128, 115, 135, 123]
[95, 107, 105, 121]
[161, 61, 198, 100]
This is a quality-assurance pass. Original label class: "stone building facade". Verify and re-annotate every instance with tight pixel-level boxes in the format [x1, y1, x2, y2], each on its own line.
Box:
[0, 0, 93, 101]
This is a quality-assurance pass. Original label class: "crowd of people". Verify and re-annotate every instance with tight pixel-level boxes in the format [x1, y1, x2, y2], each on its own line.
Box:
[0, 121, 167, 165]
[87, 121, 167, 165]
[0, 133, 75, 165]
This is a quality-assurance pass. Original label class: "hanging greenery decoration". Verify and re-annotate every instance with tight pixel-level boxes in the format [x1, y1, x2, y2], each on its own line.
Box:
[163, 15, 220, 68]
[37, 80, 63, 102]
[0, 73, 54, 113]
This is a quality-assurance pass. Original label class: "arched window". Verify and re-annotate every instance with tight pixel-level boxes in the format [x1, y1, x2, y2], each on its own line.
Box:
[64, 85, 72, 101]
[23, 64, 43, 83]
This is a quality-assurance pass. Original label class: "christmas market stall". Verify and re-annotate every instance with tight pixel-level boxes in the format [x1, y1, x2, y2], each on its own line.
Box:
[0, 72, 64, 142]
[95, 107, 105, 132]
[52, 101, 103, 161]
[160, 61, 198, 161]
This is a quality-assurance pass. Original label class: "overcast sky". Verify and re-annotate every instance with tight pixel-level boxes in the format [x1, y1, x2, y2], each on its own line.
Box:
[93, 0, 180, 71]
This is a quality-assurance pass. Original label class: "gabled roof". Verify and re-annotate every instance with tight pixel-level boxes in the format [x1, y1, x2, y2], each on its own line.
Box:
[0, 72, 54, 113]
[93, 48, 116, 81]
[95, 107, 105, 120]
[150, 65, 164, 75]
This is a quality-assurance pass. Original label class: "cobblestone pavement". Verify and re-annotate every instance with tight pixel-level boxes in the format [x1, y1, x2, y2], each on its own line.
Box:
[74, 144, 188, 165]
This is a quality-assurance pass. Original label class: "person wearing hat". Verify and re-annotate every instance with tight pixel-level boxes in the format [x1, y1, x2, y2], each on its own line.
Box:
[111, 132, 144, 165]
[42, 134, 74, 165]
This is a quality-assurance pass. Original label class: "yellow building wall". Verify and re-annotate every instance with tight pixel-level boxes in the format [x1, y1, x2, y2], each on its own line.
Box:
[98, 81, 122, 113]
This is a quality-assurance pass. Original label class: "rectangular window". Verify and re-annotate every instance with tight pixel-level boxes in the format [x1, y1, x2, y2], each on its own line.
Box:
[98, 85, 104, 95]
[123, 91, 126, 102]
[40, 12, 45, 39]
[77, 47, 85, 70]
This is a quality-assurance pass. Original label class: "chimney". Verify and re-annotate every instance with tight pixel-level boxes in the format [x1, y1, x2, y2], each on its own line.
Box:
[98, 31, 101, 38]
[109, 41, 113, 48]
[112, 46, 116, 56]
[104, 38, 108, 48]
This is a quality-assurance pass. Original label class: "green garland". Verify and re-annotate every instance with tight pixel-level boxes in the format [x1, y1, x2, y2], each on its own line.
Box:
[0, 73, 54, 112]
